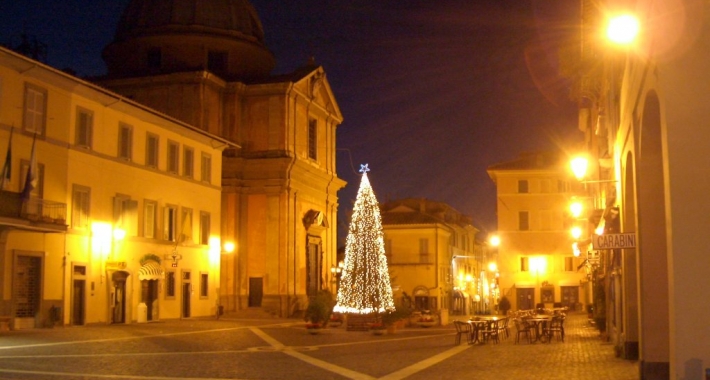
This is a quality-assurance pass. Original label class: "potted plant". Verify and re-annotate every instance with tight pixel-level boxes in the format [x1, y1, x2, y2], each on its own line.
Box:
[417, 310, 436, 327]
[304, 289, 335, 334]
[382, 305, 412, 334]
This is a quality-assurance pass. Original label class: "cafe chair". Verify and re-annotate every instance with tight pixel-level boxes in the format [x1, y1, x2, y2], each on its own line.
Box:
[498, 317, 510, 339]
[453, 320, 473, 345]
[544, 315, 565, 342]
[514, 318, 533, 344]
[480, 319, 500, 344]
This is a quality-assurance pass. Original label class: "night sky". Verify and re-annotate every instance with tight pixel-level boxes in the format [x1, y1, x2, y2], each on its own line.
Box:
[0, 0, 581, 240]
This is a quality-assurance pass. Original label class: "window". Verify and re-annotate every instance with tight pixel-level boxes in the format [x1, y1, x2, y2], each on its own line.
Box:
[72, 185, 90, 229]
[183, 146, 194, 178]
[20, 160, 44, 199]
[518, 180, 529, 194]
[75, 107, 93, 149]
[519, 211, 530, 231]
[165, 271, 176, 299]
[167, 140, 179, 174]
[564, 257, 574, 272]
[201, 153, 212, 183]
[181, 208, 193, 244]
[199, 211, 210, 245]
[419, 238, 429, 263]
[146, 133, 159, 168]
[118, 123, 133, 160]
[114, 195, 138, 237]
[200, 272, 208, 298]
[308, 119, 317, 160]
[163, 204, 178, 242]
[23, 84, 47, 134]
[207, 50, 228, 74]
[143, 200, 157, 238]
[147, 48, 161, 70]
[521, 257, 529, 272]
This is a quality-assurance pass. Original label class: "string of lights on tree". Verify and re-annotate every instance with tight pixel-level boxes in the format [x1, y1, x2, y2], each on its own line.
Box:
[334, 164, 395, 314]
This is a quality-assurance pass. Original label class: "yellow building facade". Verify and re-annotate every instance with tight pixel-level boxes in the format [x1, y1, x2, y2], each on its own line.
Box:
[380, 198, 485, 323]
[487, 151, 587, 312]
[0, 46, 229, 328]
[98, 0, 345, 317]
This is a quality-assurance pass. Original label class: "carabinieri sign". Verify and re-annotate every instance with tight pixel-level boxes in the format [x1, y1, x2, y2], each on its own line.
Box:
[592, 233, 636, 250]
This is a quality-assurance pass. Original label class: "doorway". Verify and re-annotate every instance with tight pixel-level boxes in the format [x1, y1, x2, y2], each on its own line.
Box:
[561, 286, 579, 310]
[111, 271, 129, 324]
[516, 288, 535, 310]
[141, 280, 159, 321]
[182, 271, 191, 318]
[249, 277, 263, 307]
[72, 280, 85, 325]
[13, 254, 42, 329]
[71, 264, 87, 325]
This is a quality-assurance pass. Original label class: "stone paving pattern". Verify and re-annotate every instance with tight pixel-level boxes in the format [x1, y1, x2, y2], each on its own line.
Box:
[0, 312, 638, 379]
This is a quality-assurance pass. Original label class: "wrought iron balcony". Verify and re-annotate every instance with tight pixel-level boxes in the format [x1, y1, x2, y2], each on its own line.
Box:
[0, 190, 67, 232]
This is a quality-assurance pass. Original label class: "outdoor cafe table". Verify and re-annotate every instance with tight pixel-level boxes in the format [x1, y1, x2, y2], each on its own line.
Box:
[468, 316, 501, 344]
[525, 315, 552, 343]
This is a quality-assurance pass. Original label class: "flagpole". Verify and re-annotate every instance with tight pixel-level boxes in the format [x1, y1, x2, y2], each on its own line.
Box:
[0, 127, 12, 190]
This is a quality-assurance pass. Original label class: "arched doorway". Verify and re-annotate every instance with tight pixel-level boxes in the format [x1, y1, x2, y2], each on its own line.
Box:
[138, 261, 164, 321]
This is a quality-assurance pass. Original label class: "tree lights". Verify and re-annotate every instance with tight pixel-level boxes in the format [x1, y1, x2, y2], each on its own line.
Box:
[333, 164, 395, 314]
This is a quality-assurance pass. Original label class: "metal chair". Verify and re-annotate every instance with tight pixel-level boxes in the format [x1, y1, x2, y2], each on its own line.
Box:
[544, 315, 565, 342]
[453, 320, 473, 345]
[514, 318, 533, 344]
[480, 319, 500, 344]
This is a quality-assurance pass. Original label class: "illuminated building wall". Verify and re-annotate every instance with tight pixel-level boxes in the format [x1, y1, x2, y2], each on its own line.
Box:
[0, 46, 227, 326]
[487, 151, 588, 311]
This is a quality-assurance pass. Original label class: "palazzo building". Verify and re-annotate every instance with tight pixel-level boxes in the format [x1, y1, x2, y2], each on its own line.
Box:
[99, 0, 345, 317]
[487, 151, 587, 313]
[380, 198, 486, 322]
[0, 46, 229, 327]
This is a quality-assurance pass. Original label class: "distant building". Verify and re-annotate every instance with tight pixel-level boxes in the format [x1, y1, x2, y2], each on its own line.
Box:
[380, 198, 489, 320]
[0, 46, 229, 327]
[487, 151, 587, 312]
[99, 0, 345, 317]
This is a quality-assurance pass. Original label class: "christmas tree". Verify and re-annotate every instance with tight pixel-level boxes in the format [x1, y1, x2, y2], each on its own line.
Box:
[334, 164, 395, 314]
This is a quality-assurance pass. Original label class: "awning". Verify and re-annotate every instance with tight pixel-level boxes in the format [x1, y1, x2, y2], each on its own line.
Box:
[138, 261, 164, 280]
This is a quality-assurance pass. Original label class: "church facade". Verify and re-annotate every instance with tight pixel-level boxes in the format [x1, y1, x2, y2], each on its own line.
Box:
[99, 0, 345, 317]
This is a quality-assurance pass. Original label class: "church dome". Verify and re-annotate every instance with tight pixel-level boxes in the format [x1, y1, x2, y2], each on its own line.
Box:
[103, 0, 275, 80]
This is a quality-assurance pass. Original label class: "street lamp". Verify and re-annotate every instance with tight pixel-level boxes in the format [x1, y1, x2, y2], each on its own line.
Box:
[606, 14, 640, 45]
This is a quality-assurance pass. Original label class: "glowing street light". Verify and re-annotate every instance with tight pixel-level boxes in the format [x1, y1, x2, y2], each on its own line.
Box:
[571, 156, 589, 180]
[489, 235, 500, 247]
[570, 201, 584, 218]
[607, 14, 640, 45]
[571, 226, 583, 240]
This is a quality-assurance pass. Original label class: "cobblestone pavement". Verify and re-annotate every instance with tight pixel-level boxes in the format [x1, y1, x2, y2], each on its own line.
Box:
[0, 312, 638, 379]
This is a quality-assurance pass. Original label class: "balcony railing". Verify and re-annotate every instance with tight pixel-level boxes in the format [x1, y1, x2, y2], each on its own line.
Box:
[0, 190, 67, 227]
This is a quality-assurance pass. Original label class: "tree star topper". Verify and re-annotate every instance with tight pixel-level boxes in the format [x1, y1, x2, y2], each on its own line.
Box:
[359, 163, 370, 173]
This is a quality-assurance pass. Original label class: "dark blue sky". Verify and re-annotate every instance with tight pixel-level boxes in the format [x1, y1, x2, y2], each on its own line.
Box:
[0, 0, 581, 239]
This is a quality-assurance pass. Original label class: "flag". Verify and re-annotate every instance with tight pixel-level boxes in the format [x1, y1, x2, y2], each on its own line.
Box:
[21, 134, 37, 200]
[0, 128, 11, 190]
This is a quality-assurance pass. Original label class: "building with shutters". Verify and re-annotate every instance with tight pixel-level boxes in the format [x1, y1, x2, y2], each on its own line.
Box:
[0, 46, 230, 327]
